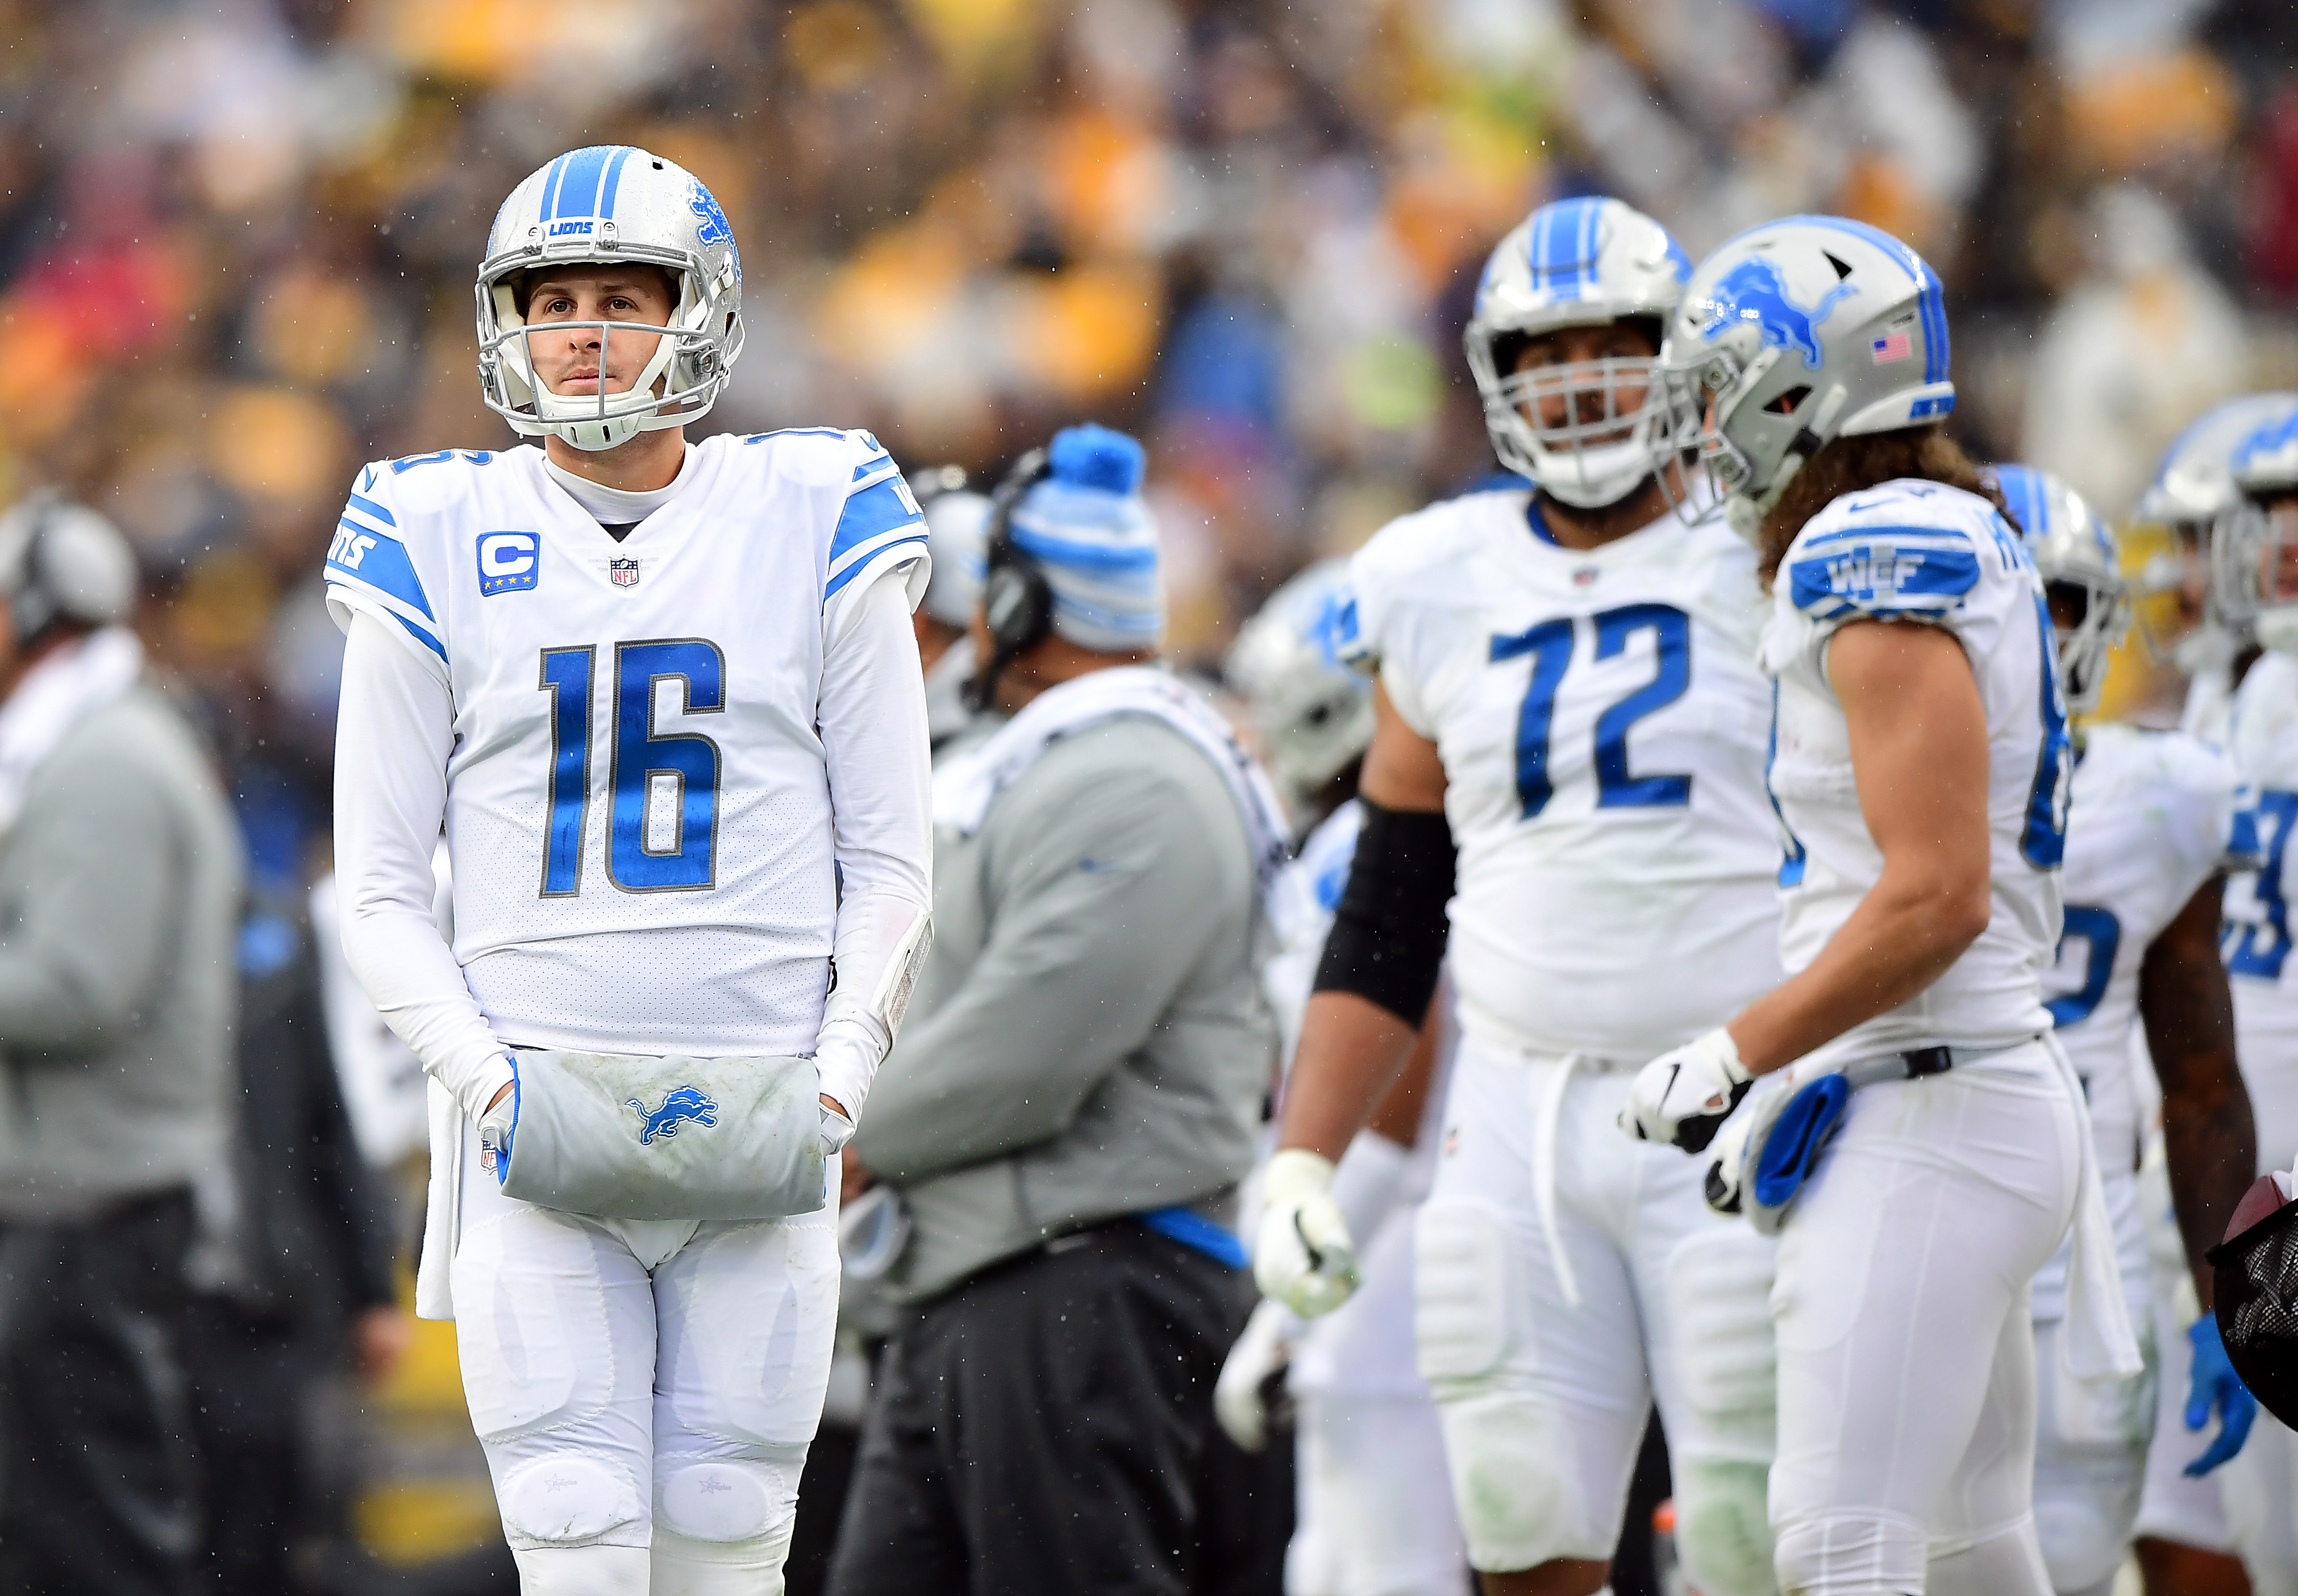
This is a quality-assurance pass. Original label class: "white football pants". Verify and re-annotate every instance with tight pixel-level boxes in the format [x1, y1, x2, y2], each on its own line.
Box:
[1770, 1040, 2079, 1596]
[2130, 1281, 2241, 1557]
[2029, 1164, 2156, 1596]
[451, 1120, 839, 1595]
[1414, 1044, 1777, 1596]
[1286, 1196, 1466, 1596]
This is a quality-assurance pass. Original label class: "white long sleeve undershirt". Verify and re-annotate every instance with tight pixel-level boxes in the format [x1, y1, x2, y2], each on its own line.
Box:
[332, 569, 933, 1126]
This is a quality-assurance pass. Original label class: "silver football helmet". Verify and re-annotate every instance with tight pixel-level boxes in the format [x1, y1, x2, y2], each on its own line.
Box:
[1649, 215, 1955, 538]
[2211, 403, 2298, 654]
[1991, 464, 2127, 716]
[1464, 197, 1691, 509]
[1226, 560, 1375, 820]
[2135, 394, 2298, 528]
[476, 145, 744, 451]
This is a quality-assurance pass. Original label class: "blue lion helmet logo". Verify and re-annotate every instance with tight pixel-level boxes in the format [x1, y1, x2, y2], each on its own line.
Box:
[628, 1085, 719, 1145]
[1697, 257, 1858, 370]
[686, 178, 739, 283]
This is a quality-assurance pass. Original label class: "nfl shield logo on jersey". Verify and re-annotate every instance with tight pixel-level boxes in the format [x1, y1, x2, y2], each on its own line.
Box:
[610, 557, 640, 588]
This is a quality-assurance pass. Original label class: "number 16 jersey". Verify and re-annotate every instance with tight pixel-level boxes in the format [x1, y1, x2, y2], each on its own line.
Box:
[1343, 488, 1783, 1061]
[322, 430, 928, 1057]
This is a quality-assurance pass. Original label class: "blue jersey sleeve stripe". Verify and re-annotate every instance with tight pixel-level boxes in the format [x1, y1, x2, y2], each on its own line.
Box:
[824, 532, 927, 602]
[326, 527, 435, 620]
[829, 478, 924, 565]
[390, 610, 449, 663]
[850, 452, 894, 484]
[344, 490, 396, 527]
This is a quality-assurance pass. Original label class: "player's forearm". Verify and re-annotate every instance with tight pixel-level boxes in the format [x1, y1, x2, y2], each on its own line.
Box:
[1277, 991, 1423, 1160]
[1727, 862, 1986, 1074]
[2160, 1059, 2255, 1311]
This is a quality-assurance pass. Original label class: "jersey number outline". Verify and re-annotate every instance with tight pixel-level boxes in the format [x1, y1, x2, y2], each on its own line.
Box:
[539, 639, 726, 896]
[1490, 602, 1693, 819]
[2021, 590, 2073, 868]
[2046, 903, 2121, 1027]
[2225, 789, 2298, 980]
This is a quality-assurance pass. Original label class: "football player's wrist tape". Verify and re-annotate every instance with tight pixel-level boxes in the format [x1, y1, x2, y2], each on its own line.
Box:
[1252, 1148, 1360, 1318]
[814, 895, 932, 1127]
[1329, 1129, 1412, 1248]
[1619, 1027, 1752, 1152]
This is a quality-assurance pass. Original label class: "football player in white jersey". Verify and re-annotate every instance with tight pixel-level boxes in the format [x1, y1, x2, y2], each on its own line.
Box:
[1619, 215, 2140, 1596]
[1989, 465, 2259, 1596]
[2201, 406, 2298, 1596]
[1256, 196, 1785, 1596]
[2137, 395, 2298, 747]
[326, 147, 935, 1595]
[1218, 559, 1467, 1596]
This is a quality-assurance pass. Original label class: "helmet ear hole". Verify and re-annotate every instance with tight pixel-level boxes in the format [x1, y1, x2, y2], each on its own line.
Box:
[1766, 385, 1812, 416]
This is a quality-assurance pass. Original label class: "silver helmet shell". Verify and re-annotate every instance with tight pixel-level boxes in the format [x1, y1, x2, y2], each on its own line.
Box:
[1463, 197, 1691, 509]
[2212, 403, 2298, 654]
[1991, 464, 2127, 717]
[1226, 559, 1375, 820]
[1650, 215, 1954, 538]
[2134, 393, 2298, 527]
[475, 145, 744, 452]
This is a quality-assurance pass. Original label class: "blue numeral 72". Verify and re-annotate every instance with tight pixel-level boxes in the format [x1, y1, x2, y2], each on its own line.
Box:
[1491, 603, 1693, 818]
[538, 639, 726, 896]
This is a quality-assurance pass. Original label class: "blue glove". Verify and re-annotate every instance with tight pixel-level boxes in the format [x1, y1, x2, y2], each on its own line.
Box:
[2184, 1311, 2258, 1477]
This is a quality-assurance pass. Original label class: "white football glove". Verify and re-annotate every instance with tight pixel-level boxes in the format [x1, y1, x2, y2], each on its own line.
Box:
[1618, 1027, 1752, 1152]
[1214, 1298, 1298, 1452]
[1252, 1148, 1360, 1318]
[819, 1099, 856, 1156]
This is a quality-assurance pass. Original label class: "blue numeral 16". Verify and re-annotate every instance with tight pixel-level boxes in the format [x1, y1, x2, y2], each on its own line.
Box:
[539, 639, 725, 895]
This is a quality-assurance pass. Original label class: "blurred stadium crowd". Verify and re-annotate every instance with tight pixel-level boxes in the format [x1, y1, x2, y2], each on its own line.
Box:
[5, 0, 2297, 891]
[6, 0, 2298, 1582]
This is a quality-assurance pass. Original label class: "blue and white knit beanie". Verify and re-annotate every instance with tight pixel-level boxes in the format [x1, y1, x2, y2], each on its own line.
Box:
[1010, 423, 1163, 652]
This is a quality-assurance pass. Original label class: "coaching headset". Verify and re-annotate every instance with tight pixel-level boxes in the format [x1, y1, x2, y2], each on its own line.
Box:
[964, 444, 1055, 712]
[0, 494, 137, 648]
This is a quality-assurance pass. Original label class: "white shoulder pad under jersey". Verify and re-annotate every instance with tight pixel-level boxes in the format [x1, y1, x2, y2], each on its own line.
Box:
[1763, 478, 2064, 1067]
[1262, 800, 1363, 1070]
[322, 430, 927, 1058]
[2046, 724, 2235, 1171]
[1343, 487, 1781, 1060]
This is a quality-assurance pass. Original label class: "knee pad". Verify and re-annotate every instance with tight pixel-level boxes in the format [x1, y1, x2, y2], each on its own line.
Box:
[496, 1453, 649, 1549]
[654, 1455, 800, 1547]
[1673, 1455, 1777, 1596]
[1773, 1507, 1924, 1596]
[1433, 1387, 1608, 1572]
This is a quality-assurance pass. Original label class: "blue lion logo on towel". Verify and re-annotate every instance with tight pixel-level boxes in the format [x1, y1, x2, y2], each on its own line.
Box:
[1697, 258, 1858, 370]
[628, 1085, 719, 1144]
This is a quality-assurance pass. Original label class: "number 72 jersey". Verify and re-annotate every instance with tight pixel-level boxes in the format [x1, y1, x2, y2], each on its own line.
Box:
[1343, 488, 1783, 1061]
[322, 431, 927, 1058]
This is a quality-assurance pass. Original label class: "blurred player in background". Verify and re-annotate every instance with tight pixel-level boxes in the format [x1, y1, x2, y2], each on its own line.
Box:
[1218, 559, 1468, 1596]
[1623, 215, 2137, 1596]
[328, 145, 935, 1594]
[2133, 395, 2298, 747]
[1992, 465, 2258, 1596]
[902, 467, 992, 753]
[2202, 406, 2298, 1596]
[1261, 196, 1784, 1596]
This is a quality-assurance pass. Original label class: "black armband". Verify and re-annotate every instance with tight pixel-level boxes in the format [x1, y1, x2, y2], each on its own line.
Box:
[1312, 799, 1457, 1026]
